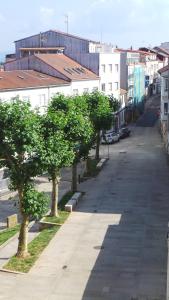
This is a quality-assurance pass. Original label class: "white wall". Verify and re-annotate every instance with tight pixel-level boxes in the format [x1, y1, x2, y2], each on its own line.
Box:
[0, 85, 70, 111]
[71, 79, 100, 95]
[0, 79, 100, 111]
[99, 53, 120, 98]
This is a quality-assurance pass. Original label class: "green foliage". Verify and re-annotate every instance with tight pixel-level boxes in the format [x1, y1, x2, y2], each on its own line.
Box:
[86, 91, 113, 131]
[0, 225, 20, 246]
[40, 108, 75, 175]
[49, 94, 94, 163]
[109, 94, 121, 112]
[22, 185, 49, 220]
[0, 99, 43, 190]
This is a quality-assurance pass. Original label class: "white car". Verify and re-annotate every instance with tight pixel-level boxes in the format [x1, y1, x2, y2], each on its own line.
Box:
[101, 131, 120, 144]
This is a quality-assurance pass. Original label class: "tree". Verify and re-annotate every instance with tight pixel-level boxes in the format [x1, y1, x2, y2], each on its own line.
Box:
[68, 95, 93, 192]
[109, 94, 120, 112]
[40, 95, 75, 216]
[85, 91, 113, 160]
[0, 99, 49, 258]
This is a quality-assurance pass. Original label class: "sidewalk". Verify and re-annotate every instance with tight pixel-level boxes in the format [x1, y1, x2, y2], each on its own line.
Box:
[0, 161, 86, 229]
[0, 161, 87, 268]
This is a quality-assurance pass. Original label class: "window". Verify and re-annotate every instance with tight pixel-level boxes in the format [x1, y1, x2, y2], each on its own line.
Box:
[93, 87, 98, 91]
[108, 82, 112, 91]
[164, 103, 168, 115]
[39, 94, 47, 107]
[114, 82, 119, 90]
[165, 79, 168, 91]
[73, 89, 78, 95]
[101, 64, 106, 73]
[101, 83, 106, 91]
[109, 64, 112, 72]
[115, 64, 119, 72]
[83, 88, 89, 93]
[22, 96, 30, 102]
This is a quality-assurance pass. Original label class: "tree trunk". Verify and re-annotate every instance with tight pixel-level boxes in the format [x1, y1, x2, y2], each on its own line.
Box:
[85, 157, 90, 174]
[95, 130, 100, 161]
[71, 162, 77, 193]
[16, 188, 29, 258]
[17, 214, 29, 258]
[51, 174, 60, 217]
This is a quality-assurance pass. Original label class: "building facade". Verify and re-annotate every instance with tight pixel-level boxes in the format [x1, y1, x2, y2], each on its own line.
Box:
[158, 65, 169, 151]
[7, 30, 120, 99]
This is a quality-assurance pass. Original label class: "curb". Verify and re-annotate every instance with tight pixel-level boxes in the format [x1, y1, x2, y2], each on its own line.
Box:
[0, 220, 35, 251]
[0, 268, 25, 275]
[65, 192, 82, 212]
[96, 157, 108, 170]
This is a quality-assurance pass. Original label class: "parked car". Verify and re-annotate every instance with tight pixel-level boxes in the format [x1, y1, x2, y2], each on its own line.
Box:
[119, 127, 131, 139]
[101, 131, 120, 144]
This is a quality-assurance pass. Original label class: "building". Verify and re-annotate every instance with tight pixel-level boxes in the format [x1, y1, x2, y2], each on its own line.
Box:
[5, 53, 100, 98]
[158, 65, 169, 150]
[139, 47, 167, 95]
[0, 70, 69, 111]
[116, 49, 146, 113]
[6, 29, 120, 99]
[0, 68, 99, 112]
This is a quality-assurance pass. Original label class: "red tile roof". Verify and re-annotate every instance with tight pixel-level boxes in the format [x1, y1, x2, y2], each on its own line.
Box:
[154, 46, 169, 56]
[115, 48, 151, 55]
[0, 70, 69, 91]
[35, 53, 99, 81]
[158, 65, 169, 74]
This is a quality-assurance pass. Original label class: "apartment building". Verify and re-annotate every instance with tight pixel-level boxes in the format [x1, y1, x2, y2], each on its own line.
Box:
[116, 49, 146, 107]
[139, 47, 167, 95]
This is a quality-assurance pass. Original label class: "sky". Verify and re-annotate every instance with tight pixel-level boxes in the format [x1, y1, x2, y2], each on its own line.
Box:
[0, 0, 169, 58]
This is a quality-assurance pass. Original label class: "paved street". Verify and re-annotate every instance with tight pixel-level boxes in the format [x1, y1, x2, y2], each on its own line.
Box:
[1, 102, 169, 299]
[0, 163, 85, 229]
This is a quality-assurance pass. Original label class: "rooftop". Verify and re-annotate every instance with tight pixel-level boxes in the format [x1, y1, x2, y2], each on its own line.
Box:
[20, 47, 64, 51]
[34, 53, 99, 81]
[115, 48, 151, 56]
[158, 65, 169, 75]
[15, 29, 100, 44]
[0, 70, 69, 91]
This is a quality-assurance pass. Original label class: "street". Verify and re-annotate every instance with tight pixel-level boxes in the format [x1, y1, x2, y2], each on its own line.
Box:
[1, 103, 169, 299]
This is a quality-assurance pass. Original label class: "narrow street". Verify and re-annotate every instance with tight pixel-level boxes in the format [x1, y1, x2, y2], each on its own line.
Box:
[1, 98, 169, 299]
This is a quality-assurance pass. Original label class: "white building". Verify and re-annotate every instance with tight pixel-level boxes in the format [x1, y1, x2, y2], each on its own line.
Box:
[0, 68, 100, 112]
[5, 53, 100, 98]
[6, 30, 120, 99]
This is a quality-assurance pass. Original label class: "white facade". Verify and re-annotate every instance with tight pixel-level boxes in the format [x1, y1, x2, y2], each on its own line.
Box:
[71, 80, 99, 95]
[0, 79, 100, 112]
[99, 52, 120, 98]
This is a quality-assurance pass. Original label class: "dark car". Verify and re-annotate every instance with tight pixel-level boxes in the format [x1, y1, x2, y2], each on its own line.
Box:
[119, 127, 131, 139]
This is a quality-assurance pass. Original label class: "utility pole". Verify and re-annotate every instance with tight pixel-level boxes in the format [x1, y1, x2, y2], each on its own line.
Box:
[65, 14, 69, 34]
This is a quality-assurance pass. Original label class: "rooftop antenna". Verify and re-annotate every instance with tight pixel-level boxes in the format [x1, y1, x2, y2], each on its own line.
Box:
[65, 14, 69, 34]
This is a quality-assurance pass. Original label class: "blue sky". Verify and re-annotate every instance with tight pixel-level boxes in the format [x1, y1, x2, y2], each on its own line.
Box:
[0, 0, 168, 56]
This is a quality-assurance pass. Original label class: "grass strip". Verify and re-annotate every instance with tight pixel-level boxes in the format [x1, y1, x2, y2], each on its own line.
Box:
[4, 226, 60, 273]
[0, 225, 20, 246]
[43, 211, 69, 224]
[4, 191, 73, 273]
